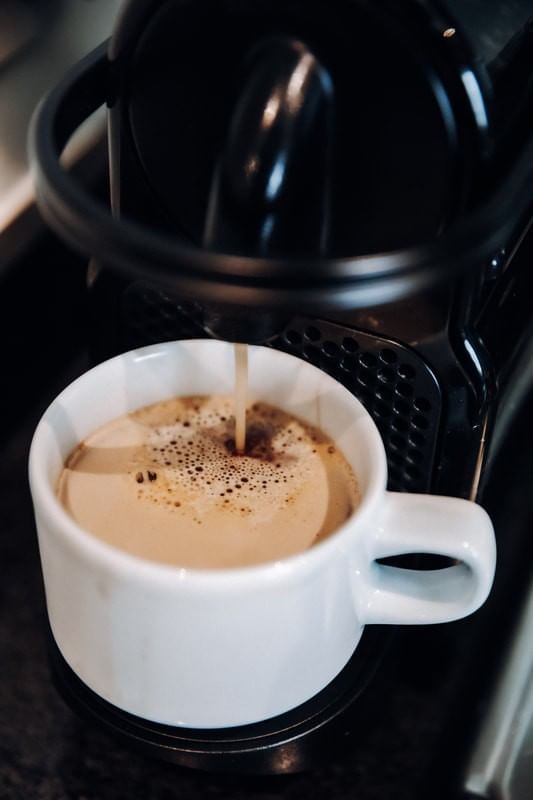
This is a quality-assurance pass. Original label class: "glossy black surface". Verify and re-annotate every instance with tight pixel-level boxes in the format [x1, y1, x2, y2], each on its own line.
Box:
[28, 9, 533, 310]
[199, 36, 333, 259]
[124, 0, 474, 255]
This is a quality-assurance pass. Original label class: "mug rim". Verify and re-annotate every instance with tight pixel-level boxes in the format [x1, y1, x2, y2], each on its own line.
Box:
[29, 340, 387, 590]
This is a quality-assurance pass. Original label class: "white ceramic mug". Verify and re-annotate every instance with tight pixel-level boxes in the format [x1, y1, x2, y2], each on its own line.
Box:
[29, 340, 496, 729]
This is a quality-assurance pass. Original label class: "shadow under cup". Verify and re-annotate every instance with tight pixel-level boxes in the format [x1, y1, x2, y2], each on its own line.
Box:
[28, 340, 494, 729]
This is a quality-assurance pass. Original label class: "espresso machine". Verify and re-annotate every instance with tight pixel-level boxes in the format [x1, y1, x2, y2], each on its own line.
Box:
[29, 0, 533, 789]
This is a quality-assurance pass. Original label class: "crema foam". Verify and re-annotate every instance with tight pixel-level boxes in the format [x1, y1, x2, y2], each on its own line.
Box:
[58, 396, 360, 568]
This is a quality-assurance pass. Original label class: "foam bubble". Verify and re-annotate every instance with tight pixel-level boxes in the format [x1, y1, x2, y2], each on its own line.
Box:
[129, 396, 332, 521]
[60, 394, 360, 568]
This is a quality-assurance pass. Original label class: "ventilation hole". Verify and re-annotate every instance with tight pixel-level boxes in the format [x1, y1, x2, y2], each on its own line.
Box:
[395, 382, 414, 398]
[160, 303, 178, 320]
[374, 402, 391, 419]
[406, 448, 423, 464]
[322, 341, 340, 357]
[359, 353, 377, 369]
[176, 300, 196, 315]
[405, 464, 421, 481]
[285, 329, 302, 345]
[356, 391, 371, 408]
[414, 397, 431, 413]
[409, 431, 426, 448]
[331, 361, 346, 379]
[378, 368, 395, 384]
[304, 344, 321, 361]
[393, 398, 411, 416]
[389, 451, 403, 466]
[376, 387, 393, 404]
[342, 337, 358, 353]
[398, 363, 416, 379]
[304, 326, 321, 342]
[412, 415, 429, 430]
[141, 291, 158, 308]
[379, 349, 397, 365]
[389, 434, 407, 451]
[356, 373, 374, 389]
[391, 418, 409, 433]
[181, 305, 202, 322]
[341, 356, 358, 372]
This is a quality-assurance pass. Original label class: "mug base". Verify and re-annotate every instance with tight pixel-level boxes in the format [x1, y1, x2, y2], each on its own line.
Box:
[47, 625, 392, 775]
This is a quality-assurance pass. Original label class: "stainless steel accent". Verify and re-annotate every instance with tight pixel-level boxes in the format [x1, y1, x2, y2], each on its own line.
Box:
[0, 0, 122, 264]
[463, 576, 533, 799]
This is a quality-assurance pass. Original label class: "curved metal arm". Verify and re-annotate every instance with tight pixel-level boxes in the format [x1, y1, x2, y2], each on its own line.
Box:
[28, 41, 533, 311]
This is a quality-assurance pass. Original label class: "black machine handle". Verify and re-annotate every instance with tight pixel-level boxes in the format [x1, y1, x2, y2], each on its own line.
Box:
[200, 36, 333, 340]
[29, 40, 533, 312]
[203, 37, 333, 259]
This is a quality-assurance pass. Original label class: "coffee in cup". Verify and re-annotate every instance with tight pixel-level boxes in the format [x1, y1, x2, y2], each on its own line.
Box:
[57, 395, 360, 568]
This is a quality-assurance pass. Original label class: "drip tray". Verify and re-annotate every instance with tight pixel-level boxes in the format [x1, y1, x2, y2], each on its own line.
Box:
[47, 625, 392, 775]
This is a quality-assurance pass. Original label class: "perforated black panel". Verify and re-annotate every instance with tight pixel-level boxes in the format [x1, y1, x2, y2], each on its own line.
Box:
[121, 283, 441, 492]
[273, 319, 441, 492]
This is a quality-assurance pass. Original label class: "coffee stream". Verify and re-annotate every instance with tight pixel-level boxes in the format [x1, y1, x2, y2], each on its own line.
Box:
[233, 343, 248, 453]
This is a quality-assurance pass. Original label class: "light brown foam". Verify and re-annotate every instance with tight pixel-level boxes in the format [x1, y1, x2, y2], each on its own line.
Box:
[57, 396, 360, 568]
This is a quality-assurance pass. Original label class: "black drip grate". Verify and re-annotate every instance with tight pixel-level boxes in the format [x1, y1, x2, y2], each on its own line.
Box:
[273, 320, 441, 493]
[121, 284, 441, 492]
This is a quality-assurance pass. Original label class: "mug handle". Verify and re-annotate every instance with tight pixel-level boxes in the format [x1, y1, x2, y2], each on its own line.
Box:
[360, 493, 496, 625]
